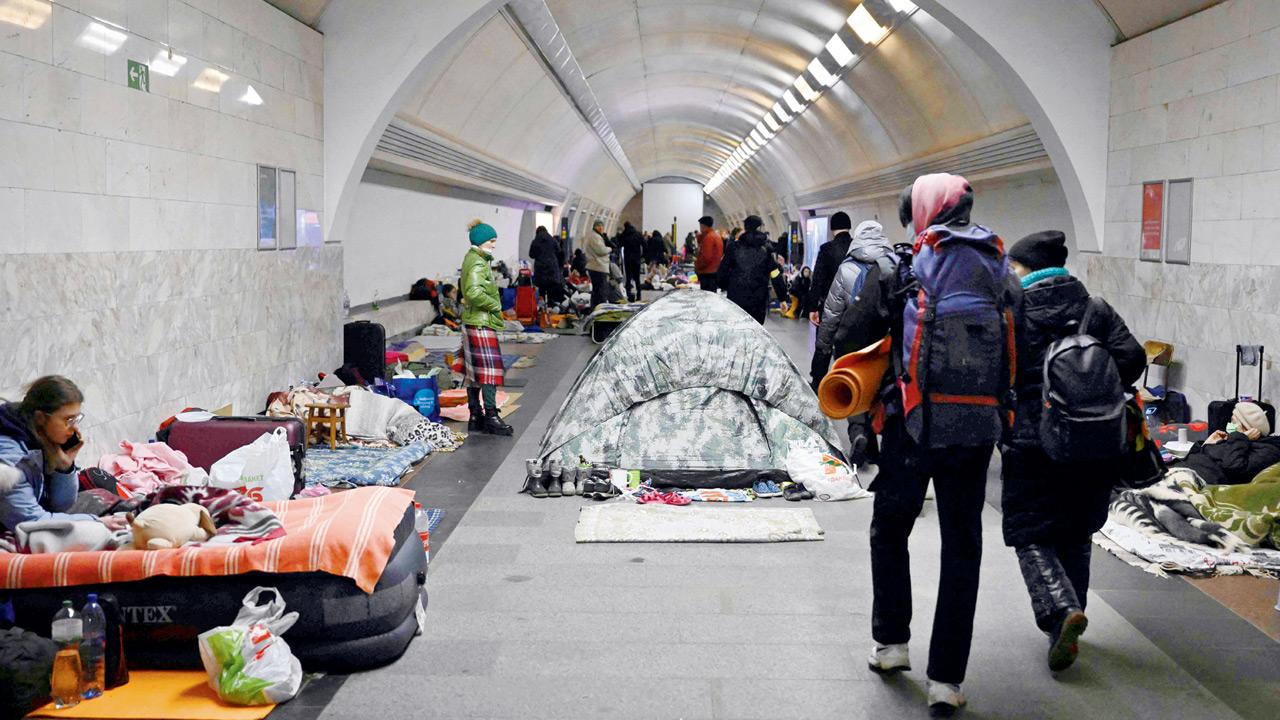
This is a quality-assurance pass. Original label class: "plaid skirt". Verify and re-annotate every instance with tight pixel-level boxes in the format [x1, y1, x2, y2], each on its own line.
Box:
[461, 325, 505, 387]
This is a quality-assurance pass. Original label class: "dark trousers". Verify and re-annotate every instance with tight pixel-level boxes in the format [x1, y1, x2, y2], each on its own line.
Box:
[846, 412, 880, 465]
[536, 280, 564, 308]
[869, 415, 992, 685]
[624, 262, 642, 302]
[809, 346, 831, 392]
[1014, 542, 1092, 634]
[700, 272, 718, 293]
[588, 270, 609, 309]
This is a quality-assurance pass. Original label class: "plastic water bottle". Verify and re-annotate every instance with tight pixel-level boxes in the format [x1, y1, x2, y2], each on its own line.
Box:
[81, 594, 107, 699]
[413, 502, 431, 564]
[51, 601, 83, 708]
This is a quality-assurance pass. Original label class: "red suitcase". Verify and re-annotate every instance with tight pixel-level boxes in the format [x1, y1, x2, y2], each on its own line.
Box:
[515, 286, 538, 325]
[164, 416, 306, 497]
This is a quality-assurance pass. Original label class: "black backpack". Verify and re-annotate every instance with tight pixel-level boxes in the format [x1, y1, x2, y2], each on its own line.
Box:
[1040, 298, 1127, 463]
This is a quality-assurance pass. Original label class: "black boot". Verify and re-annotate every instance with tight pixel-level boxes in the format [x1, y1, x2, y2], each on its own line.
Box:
[523, 459, 547, 498]
[483, 409, 514, 436]
[467, 388, 484, 432]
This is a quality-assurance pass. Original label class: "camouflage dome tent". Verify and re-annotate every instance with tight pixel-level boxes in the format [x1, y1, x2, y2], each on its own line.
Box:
[538, 291, 846, 488]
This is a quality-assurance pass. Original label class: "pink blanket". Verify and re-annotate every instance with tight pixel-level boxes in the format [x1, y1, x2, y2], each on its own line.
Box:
[97, 441, 193, 498]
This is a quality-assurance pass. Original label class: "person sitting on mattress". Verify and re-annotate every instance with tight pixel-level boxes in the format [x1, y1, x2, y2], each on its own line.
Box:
[0, 376, 129, 532]
[460, 220, 515, 437]
[1171, 402, 1280, 485]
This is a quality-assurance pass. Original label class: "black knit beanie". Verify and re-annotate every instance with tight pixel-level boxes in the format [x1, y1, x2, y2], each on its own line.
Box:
[744, 215, 763, 231]
[830, 211, 852, 231]
[1008, 230, 1068, 271]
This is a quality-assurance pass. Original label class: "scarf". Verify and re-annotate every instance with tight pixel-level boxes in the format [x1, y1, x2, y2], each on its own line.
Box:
[1020, 266, 1070, 288]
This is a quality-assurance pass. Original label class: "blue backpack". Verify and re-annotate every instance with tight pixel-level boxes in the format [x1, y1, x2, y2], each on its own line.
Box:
[898, 224, 1016, 448]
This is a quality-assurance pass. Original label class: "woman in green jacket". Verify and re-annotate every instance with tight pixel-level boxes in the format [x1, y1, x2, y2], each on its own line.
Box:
[460, 220, 514, 436]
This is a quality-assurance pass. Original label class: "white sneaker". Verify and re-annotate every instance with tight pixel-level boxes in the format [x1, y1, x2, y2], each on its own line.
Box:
[927, 680, 966, 716]
[867, 643, 911, 674]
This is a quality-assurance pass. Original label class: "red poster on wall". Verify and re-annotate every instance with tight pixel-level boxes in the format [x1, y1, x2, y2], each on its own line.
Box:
[1141, 181, 1163, 260]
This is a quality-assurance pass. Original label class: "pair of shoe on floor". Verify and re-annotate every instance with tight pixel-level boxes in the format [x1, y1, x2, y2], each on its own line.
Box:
[523, 458, 573, 498]
[781, 481, 813, 501]
[866, 608, 1089, 717]
[467, 410, 513, 436]
[751, 479, 783, 498]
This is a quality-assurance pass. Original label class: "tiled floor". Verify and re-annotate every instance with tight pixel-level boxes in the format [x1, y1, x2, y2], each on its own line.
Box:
[283, 306, 1279, 719]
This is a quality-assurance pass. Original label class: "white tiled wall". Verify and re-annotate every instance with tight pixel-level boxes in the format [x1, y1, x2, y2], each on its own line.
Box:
[1098, 0, 1280, 416]
[0, 0, 338, 459]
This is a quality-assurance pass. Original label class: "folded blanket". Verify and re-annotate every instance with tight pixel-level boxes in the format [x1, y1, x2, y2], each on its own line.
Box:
[339, 387, 421, 441]
[14, 520, 129, 553]
[135, 485, 285, 544]
[98, 441, 193, 498]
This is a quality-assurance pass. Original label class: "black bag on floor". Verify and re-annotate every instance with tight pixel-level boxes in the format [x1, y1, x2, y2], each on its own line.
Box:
[1207, 345, 1275, 433]
[344, 320, 387, 384]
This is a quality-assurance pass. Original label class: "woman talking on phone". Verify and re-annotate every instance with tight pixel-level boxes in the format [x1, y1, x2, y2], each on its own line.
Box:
[0, 376, 124, 531]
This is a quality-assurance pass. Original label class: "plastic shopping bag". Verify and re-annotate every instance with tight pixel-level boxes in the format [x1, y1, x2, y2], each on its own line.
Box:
[786, 446, 870, 502]
[198, 588, 302, 706]
[209, 429, 294, 502]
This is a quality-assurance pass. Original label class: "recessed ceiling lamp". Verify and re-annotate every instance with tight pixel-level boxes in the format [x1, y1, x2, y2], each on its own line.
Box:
[763, 113, 781, 132]
[848, 4, 888, 44]
[793, 74, 819, 102]
[783, 89, 803, 114]
[772, 102, 792, 124]
[808, 57, 837, 87]
[824, 35, 855, 67]
[886, 0, 918, 12]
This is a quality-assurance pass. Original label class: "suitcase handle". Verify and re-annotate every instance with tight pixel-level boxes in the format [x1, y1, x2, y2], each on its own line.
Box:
[1235, 345, 1265, 401]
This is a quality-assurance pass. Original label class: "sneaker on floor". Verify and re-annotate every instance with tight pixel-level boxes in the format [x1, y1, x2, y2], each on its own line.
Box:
[926, 680, 966, 717]
[1048, 609, 1088, 672]
[782, 482, 806, 501]
[866, 643, 910, 674]
[753, 480, 781, 498]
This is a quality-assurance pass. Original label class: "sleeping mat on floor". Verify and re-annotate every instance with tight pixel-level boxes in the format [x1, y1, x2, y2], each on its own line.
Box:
[4, 487, 426, 672]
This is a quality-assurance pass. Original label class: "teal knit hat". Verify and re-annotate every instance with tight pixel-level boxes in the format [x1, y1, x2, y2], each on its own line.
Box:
[468, 220, 497, 246]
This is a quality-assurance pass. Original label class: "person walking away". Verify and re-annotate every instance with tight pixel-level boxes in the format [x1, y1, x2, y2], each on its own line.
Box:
[571, 248, 587, 276]
[585, 221, 613, 310]
[817, 220, 897, 467]
[460, 221, 515, 437]
[646, 230, 667, 267]
[1000, 230, 1143, 672]
[618, 222, 645, 302]
[717, 215, 777, 324]
[694, 217, 723, 292]
[806, 212, 855, 390]
[528, 226, 565, 309]
[867, 174, 1021, 716]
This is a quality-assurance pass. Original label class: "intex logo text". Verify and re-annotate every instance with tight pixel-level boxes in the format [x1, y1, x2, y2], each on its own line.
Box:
[122, 605, 177, 624]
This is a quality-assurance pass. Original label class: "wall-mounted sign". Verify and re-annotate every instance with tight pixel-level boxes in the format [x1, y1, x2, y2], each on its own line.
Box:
[1165, 178, 1193, 265]
[1140, 181, 1163, 262]
[127, 60, 149, 92]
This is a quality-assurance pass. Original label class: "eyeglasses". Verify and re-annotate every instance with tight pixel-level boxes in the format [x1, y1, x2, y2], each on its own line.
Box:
[60, 413, 84, 428]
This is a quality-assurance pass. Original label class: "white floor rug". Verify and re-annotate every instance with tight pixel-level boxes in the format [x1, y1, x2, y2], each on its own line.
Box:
[575, 503, 825, 543]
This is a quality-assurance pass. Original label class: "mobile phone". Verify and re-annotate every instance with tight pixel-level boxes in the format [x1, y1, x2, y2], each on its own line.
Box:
[60, 432, 83, 452]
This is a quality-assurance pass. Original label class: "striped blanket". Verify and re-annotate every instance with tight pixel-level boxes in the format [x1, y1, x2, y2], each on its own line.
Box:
[0, 486, 412, 594]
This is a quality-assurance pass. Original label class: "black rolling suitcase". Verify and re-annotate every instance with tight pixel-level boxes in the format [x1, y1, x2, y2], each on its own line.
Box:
[1207, 344, 1275, 433]
[344, 320, 387, 384]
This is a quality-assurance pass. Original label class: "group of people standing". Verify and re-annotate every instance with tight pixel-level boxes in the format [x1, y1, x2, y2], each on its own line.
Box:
[808, 174, 1143, 715]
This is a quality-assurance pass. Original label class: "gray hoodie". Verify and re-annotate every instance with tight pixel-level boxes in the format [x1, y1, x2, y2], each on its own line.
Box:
[817, 220, 896, 353]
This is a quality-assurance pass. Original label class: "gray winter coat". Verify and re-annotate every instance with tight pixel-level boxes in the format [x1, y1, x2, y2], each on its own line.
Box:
[817, 221, 896, 354]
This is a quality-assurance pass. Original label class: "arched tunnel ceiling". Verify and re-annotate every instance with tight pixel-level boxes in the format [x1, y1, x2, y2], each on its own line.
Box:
[289, 0, 1227, 217]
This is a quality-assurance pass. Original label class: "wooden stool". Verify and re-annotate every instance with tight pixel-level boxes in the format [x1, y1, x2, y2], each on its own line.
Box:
[304, 402, 349, 449]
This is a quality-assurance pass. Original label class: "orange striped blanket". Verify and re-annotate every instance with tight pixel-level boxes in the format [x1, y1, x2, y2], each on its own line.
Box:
[0, 486, 413, 594]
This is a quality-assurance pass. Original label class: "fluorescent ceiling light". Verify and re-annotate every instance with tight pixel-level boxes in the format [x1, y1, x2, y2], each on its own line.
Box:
[756, 121, 774, 139]
[848, 4, 888, 45]
[192, 67, 229, 93]
[825, 35, 855, 66]
[749, 128, 764, 145]
[150, 48, 187, 77]
[76, 20, 127, 54]
[772, 102, 792, 123]
[808, 57, 837, 88]
[763, 113, 781, 132]
[886, 0, 917, 12]
[793, 74, 819, 102]
[0, 0, 51, 29]
[746, 136, 759, 151]
[239, 84, 263, 106]
[783, 89, 804, 114]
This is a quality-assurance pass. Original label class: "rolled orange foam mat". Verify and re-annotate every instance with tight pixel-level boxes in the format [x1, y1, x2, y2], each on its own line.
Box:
[817, 336, 891, 419]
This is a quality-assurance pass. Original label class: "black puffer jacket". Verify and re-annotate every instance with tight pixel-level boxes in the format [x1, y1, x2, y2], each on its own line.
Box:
[1001, 274, 1146, 547]
[528, 228, 563, 285]
[1174, 434, 1280, 485]
[717, 229, 776, 323]
[618, 225, 645, 268]
[645, 232, 667, 264]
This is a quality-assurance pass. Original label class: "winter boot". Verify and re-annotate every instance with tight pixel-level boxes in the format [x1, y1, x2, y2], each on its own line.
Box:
[483, 409, 514, 436]
[545, 458, 562, 497]
[523, 459, 547, 498]
[466, 388, 485, 432]
[550, 458, 573, 496]
[1048, 609, 1088, 672]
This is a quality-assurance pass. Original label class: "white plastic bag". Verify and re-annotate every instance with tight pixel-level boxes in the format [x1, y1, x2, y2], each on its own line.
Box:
[198, 587, 302, 706]
[209, 428, 294, 502]
[786, 447, 869, 502]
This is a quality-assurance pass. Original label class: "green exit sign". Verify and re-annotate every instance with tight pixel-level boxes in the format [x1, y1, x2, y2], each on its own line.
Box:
[127, 60, 149, 92]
